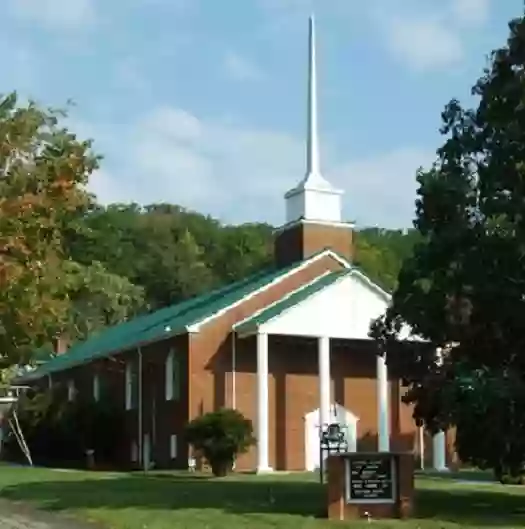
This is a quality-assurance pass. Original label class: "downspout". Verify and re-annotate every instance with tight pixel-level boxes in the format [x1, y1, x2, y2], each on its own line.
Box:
[138, 347, 143, 470]
[232, 331, 237, 409]
[419, 426, 425, 470]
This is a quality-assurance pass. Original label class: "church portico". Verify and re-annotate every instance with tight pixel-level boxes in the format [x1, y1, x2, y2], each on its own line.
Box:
[234, 264, 394, 471]
[232, 332, 399, 472]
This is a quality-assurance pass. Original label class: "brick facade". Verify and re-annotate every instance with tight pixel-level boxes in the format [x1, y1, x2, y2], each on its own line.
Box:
[274, 221, 353, 267]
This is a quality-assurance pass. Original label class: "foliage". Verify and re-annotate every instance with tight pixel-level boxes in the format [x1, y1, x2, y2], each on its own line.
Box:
[371, 15, 525, 478]
[185, 408, 256, 477]
[63, 260, 146, 341]
[451, 366, 525, 482]
[66, 203, 417, 311]
[2, 384, 126, 467]
[354, 228, 421, 292]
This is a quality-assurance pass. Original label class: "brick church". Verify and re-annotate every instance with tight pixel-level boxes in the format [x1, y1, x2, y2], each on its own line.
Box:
[18, 16, 451, 473]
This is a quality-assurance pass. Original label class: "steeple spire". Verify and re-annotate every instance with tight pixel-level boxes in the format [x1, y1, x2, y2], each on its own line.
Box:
[306, 14, 320, 178]
[283, 14, 344, 224]
[274, 14, 354, 267]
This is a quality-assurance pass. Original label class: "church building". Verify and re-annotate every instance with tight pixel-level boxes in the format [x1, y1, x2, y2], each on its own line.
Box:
[18, 16, 451, 473]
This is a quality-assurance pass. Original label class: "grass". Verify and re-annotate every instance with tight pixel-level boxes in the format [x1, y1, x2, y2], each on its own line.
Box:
[1, 464, 525, 528]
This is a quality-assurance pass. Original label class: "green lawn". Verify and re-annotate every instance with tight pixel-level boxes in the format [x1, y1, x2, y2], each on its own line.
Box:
[1, 465, 525, 528]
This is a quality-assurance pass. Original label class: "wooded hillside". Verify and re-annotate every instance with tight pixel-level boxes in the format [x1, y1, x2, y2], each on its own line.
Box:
[66, 202, 420, 311]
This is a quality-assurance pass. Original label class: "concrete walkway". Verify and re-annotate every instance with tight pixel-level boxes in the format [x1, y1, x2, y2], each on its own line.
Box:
[0, 499, 100, 529]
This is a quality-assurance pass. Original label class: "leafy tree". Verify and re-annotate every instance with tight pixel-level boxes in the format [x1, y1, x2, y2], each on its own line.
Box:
[63, 260, 146, 341]
[65, 203, 143, 281]
[354, 228, 420, 292]
[67, 204, 274, 309]
[371, 14, 525, 480]
[0, 93, 98, 367]
[211, 223, 274, 284]
[186, 408, 256, 477]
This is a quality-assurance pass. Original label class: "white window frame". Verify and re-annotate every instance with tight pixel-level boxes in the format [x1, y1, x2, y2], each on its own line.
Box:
[93, 373, 100, 402]
[170, 434, 178, 459]
[125, 361, 133, 410]
[67, 379, 75, 402]
[165, 350, 173, 400]
[131, 440, 138, 463]
[165, 349, 180, 401]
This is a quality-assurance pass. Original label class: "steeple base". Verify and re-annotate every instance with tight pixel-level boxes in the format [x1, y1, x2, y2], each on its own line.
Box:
[274, 219, 353, 267]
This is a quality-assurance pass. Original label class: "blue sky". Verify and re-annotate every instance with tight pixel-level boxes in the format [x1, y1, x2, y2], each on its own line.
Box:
[1, 0, 523, 228]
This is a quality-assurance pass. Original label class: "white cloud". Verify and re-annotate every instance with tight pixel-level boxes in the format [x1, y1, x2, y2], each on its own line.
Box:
[8, 0, 96, 29]
[224, 52, 264, 82]
[451, 0, 491, 27]
[372, 0, 491, 72]
[380, 13, 464, 71]
[330, 147, 435, 227]
[85, 105, 431, 228]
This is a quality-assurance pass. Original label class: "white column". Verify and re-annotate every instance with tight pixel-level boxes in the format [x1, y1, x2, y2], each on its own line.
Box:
[377, 353, 390, 452]
[432, 431, 448, 471]
[318, 336, 331, 429]
[256, 331, 271, 473]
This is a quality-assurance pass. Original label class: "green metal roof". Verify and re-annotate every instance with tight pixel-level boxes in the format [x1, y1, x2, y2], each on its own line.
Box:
[234, 269, 351, 336]
[18, 255, 316, 382]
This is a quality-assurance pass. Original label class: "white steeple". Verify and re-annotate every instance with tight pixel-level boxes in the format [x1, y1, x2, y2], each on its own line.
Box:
[284, 14, 344, 225]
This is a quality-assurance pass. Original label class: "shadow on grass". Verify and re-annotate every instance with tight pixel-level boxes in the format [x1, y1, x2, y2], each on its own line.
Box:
[1, 472, 525, 526]
[416, 469, 495, 483]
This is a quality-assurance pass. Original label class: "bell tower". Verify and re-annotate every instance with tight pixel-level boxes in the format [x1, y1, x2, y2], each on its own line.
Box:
[274, 15, 354, 267]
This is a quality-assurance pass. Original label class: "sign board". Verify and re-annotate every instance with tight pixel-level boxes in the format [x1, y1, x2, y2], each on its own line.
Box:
[345, 454, 396, 504]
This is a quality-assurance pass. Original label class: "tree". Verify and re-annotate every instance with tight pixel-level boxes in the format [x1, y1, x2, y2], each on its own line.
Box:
[67, 204, 275, 309]
[0, 93, 99, 367]
[354, 228, 420, 292]
[371, 14, 525, 480]
[63, 260, 146, 341]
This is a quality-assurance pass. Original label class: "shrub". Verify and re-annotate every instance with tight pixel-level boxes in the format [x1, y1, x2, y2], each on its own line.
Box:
[185, 408, 256, 477]
[2, 384, 126, 468]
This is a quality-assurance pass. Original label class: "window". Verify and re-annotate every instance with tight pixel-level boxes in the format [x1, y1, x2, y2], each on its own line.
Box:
[93, 374, 100, 402]
[67, 379, 75, 402]
[170, 434, 178, 459]
[165, 349, 181, 401]
[125, 359, 139, 410]
[131, 440, 138, 463]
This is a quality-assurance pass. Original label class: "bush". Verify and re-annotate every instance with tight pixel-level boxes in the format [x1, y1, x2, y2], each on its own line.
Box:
[2, 384, 126, 468]
[185, 408, 256, 477]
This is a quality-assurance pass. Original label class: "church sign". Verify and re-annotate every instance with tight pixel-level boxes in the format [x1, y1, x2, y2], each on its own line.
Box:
[326, 452, 414, 520]
[345, 455, 395, 503]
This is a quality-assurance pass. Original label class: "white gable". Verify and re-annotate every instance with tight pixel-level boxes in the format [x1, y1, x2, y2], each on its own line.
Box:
[260, 271, 389, 340]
